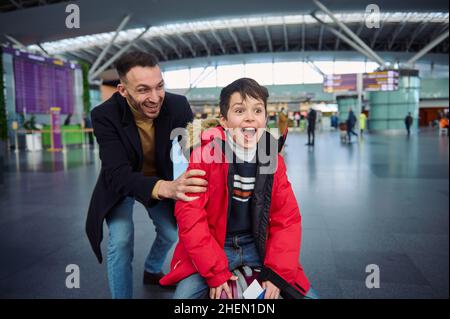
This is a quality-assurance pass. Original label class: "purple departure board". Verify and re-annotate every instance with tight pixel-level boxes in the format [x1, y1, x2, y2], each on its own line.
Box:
[323, 74, 357, 93]
[363, 70, 399, 91]
[7, 48, 79, 115]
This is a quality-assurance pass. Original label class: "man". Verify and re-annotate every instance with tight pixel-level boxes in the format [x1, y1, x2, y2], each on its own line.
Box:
[86, 51, 207, 299]
[405, 112, 413, 136]
[346, 108, 358, 143]
[306, 106, 317, 146]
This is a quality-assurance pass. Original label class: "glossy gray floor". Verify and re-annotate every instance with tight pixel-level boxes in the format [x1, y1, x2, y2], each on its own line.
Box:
[0, 129, 448, 299]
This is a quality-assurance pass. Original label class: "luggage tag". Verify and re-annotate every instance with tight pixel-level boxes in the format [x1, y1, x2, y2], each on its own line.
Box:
[243, 279, 266, 299]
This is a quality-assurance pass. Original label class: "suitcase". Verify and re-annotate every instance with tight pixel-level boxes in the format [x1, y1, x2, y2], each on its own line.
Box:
[219, 266, 262, 299]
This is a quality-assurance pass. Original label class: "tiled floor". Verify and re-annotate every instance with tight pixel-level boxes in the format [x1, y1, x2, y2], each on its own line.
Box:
[0, 128, 448, 298]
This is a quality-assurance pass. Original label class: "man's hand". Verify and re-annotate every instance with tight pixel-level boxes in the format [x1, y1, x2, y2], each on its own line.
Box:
[158, 169, 207, 201]
[262, 281, 280, 299]
[210, 275, 238, 299]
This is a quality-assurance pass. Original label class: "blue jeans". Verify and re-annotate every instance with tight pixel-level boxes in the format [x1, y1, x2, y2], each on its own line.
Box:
[173, 233, 319, 299]
[105, 196, 177, 299]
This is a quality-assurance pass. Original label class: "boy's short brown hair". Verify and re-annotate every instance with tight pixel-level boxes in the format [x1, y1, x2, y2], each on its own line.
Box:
[219, 78, 269, 119]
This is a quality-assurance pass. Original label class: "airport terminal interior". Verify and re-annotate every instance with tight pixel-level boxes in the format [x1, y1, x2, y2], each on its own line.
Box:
[0, 0, 448, 299]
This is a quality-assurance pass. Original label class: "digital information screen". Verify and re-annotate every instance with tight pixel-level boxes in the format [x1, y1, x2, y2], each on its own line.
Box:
[323, 74, 358, 93]
[4, 48, 79, 115]
[363, 70, 399, 91]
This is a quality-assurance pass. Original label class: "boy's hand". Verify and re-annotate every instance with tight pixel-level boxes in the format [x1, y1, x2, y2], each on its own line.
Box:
[158, 169, 207, 201]
[262, 281, 280, 299]
[210, 275, 238, 299]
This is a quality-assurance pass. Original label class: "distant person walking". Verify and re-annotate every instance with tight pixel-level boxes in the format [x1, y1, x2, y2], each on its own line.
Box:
[404, 112, 413, 137]
[359, 111, 367, 136]
[64, 113, 72, 126]
[82, 112, 94, 146]
[278, 107, 288, 137]
[294, 112, 301, 128]
[306, 107, 317, 146]
[439, 113, 449, 137]
[346, 108, 358, 143]
[330, 113, 338, 130]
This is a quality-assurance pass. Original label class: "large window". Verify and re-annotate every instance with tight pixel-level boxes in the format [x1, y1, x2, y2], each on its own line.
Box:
[163, 69, 190, 89]
[273, 62, 303, 84]
[244, 63, 273, 85]
[162, 60, 380, 89]
[217, 64, 245, 87]
[189, 66, 216, 88]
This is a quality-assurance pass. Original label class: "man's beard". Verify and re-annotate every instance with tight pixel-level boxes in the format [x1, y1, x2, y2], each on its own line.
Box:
[126, 90, 163, 118]
[126, 93, 141, 112]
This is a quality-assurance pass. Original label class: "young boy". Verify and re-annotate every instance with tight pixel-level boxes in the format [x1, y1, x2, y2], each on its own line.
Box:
[160, 78, 315, 299]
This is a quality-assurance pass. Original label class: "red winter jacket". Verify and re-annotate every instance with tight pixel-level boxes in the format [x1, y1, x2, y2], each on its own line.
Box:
[160, 126, 310, 297]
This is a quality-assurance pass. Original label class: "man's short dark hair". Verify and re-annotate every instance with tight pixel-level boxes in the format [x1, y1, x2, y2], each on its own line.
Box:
[219, 78, 269, 119]
[115, 51, 159, 81]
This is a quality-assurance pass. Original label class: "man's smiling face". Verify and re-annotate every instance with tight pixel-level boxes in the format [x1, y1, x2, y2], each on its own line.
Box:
[117, 65, 165, 119]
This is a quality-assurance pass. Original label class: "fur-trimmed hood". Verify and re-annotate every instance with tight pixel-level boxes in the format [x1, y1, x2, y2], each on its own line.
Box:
[185, 117, 222, 150]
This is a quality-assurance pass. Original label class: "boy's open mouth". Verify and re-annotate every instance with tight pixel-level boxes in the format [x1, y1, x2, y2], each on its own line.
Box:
[241, 127, 257, 138]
